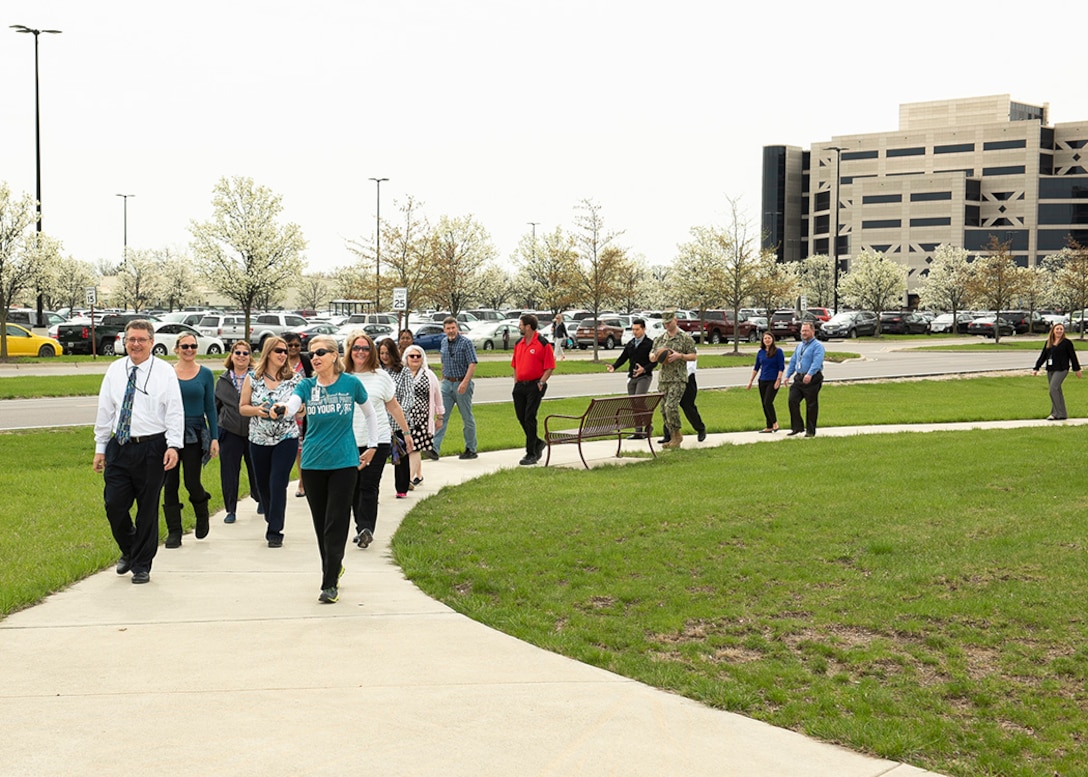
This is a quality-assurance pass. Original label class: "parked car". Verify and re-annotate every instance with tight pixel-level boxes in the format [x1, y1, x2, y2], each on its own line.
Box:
[412, 324, 448, 351]
[465, 308, 506, 322]
[621, 317, 666, 345]
[928, 312, 973, 334]
[250, 312, 311, 350]
[879, 311, 931, 335]
[6, 308, 65, 329]
[816, 310, 878, 340]
[2, 323, 62, 357]
[116, 322, 224, 356]
[770, 309, 802, 341]
[998, 310, 1048, 334]
[341, 313, 399, 328]
[291, 323, 343, 353]
[967, 316, 1016, 338]
[197, 314, 250, 343]
[429, 311, 478, 324]
[807, 307, 832, 322]
[466, 321, 518, 350]
[158, 311, 211, 327]
[575, 317, 624, 349]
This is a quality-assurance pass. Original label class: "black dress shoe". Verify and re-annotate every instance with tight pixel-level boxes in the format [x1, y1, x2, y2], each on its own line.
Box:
[131, 570, 150, 584]
[116, 555, 132, 575]
[535, 439, 546, 459]
[519, 455, 537, 466]
[697, 429, 707, 442]
[804, 432, 815, 438]
[268, 537, 283, 548]
[787, 430, 804, 436]
[458, 449, 478, 460]
[658, 437, 670, 445]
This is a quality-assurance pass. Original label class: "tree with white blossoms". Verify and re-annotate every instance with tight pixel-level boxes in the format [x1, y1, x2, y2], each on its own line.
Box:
[751, 249, 800, 321]
[838, 249, 906, 334]
[919, 244, 973, 333]
[671, 224, 729, 333]
[1016, 264, 1047, 334]
[571, 199, 626, 360]
[476, 263, 516, 311]
[296, 273, 330, 313]
[112, 248, 162, 313]
[157, 247, 196, 312]
[0, 182, 52, 359]
[964, 236, 1024, 345]
[513, 225, 579, 314]
[189, 176, 307, 342]
[800, 254, 836, 309]
[1043, 239, 1088, 340]
[45, 254, 98, 315]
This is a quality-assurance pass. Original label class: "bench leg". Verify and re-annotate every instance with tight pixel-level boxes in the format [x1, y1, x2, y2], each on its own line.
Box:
[577, 441, 589, 470]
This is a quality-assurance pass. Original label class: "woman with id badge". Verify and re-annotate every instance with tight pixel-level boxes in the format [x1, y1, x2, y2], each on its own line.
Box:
[279, 336, 378, 604]
[1032, 323, 1082, 420]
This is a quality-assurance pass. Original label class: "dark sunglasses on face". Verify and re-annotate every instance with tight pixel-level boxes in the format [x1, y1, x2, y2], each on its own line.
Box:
[271, 347, 288, 355]
[312, 348, 335, 357]
[233, 350, 250, 356]
[407, 354, 422, 359]
[178, 343, 198, 350]
[352, 345, 371, 352]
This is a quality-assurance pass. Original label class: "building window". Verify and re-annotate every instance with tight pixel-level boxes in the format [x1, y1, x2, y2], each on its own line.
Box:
[1039, 229, 1088, 251]
[1038, 203, 1088, 225]
[1040, 154, 1054, 175]
[1039, 178, 1088, 199]
[910, 191, 953, 202]
[814, 191, 830, 211]
[842, 150, 878, 161]
[983, 139, 1027, 151]
[983, 165, 1026, 176]
[966, 205, 980, 227]
[965, 230, 1028, 251]
[862, 194, 902, 204]
[935, 143, 974, 154]
[887, 146, 926, 157]
[814, 238, 829, 254]
[814, 215, 830, 233]
[862, 219, 901, 229]
[1041, 128, 1055, 149]
[918, 242, 940, 252]
[937, 168, 975, 176]
[910, 217, 952, 227]
[966, 179, 982, 200]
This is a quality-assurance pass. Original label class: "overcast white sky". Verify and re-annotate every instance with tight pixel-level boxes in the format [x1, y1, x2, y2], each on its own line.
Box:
[1, 0, 1082, 277]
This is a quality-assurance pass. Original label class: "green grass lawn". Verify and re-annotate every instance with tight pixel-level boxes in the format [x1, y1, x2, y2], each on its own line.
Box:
[393, 426, 1088, 777]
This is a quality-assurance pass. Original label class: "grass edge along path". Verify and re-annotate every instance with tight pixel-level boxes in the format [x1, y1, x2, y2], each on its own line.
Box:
[393, 426, 1088, 777]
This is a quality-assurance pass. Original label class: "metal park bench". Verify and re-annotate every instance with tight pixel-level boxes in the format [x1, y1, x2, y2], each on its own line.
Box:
[543, 393, 665, 469]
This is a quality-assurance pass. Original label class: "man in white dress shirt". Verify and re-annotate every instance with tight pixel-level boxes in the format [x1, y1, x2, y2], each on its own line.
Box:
[93, 320, 185, 584]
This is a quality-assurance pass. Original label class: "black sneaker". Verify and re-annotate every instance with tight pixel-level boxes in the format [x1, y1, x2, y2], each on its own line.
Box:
[458, 449, 478, 460]
[519, 455, 536, 466]
[357, 528, 373, 549]
[318, 587, 339, 604]
[411, 477, 424, 487]
[425, 450, 440, 461]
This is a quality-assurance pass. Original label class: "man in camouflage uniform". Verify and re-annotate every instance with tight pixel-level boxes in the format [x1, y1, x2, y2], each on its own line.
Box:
[650, 310, 698, 448]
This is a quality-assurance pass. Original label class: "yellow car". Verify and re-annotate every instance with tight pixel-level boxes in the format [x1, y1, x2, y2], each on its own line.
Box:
[3, 322, 62, 357]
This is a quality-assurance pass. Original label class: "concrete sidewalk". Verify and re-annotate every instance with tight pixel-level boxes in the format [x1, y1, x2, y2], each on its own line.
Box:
[7, 420, 1066, 776]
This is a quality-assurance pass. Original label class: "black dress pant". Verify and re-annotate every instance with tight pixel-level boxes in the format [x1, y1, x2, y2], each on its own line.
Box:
[353, 443, 391, 535]
[303, 467, 358, 590]
[103, 435, 168, 574]
[758, 380, 779, 427]
[788, 371, 824, 435]
[512, 380, 547, 457]
[219, 429, 259, 513]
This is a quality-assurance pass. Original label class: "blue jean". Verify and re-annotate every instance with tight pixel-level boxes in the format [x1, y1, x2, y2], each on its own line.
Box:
[432, 379, 477, 454]
[250, 438, 299, 542]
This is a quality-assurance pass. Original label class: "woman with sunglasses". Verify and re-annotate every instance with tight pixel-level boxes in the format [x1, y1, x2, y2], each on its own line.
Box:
[215, 340, 262, 525]
[378, 337, 414, 496]
[239, 336, 300, 548]
[283, 332, 313, 498]
[402, 344, 443, 487]
[280, 336, 378, 603]
[163, 332, 219, 548]
[343, 331, 413, 548]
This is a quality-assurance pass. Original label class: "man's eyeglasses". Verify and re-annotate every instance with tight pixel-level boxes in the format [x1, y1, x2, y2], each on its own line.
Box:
[352, 345, 371, 352]
[312, 348, 335, 357]
[178, 343, 198, 350]
[125, 337, 151, 345]
[271, 347, 288, 355]
[233, 350, 250, 356]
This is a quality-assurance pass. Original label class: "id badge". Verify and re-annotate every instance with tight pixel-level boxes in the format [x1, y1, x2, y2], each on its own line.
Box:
[311, 385, 321, 404]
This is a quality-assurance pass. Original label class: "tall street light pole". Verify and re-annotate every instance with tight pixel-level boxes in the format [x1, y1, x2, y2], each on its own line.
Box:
[827, 146, 843, 314]
[369, 177, 388, 312]
[116, 194, 135, 263]
[11, 24, 62, 320]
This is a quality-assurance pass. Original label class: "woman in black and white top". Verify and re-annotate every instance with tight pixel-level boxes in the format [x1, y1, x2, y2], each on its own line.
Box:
[1032, 323, 1082, 420]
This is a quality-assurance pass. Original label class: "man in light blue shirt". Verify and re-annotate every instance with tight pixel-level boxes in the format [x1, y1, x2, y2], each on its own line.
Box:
[785, 321, 825, 437]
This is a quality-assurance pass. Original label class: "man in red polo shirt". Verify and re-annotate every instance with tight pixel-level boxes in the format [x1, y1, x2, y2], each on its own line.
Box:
[511, 313, 556, 465]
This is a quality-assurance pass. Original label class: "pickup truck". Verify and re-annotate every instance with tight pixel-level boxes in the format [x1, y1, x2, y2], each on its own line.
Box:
[56, 313, 158, 356]
[249, 312, 311, 350]
[676, 310, 758, 344]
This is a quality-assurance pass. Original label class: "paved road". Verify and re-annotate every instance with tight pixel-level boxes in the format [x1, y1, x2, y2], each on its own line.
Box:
[0, 340, 1036, 430]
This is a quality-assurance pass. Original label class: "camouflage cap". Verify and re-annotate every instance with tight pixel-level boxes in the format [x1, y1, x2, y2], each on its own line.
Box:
[661, 310, 677, 323]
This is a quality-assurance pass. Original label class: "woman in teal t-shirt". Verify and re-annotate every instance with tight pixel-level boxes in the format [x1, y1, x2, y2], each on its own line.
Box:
[281, 336, 378, 604]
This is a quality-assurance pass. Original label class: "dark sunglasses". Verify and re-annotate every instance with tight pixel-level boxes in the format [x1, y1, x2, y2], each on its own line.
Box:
[312, 348, 335, 357]
[406, 354, 422, 358]
[271, 347, 288, 355]
[178, 343, 198, 350]
[352, 345, 371, 352]
[233, 350, 250, 356]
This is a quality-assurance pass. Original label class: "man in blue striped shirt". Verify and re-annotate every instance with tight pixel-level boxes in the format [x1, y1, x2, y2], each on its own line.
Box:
[785, 321, 825, 437]
[432, 317, 479, 459]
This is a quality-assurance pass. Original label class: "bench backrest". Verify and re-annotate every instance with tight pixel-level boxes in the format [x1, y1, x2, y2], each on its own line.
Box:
[582, 393, 663, 433]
